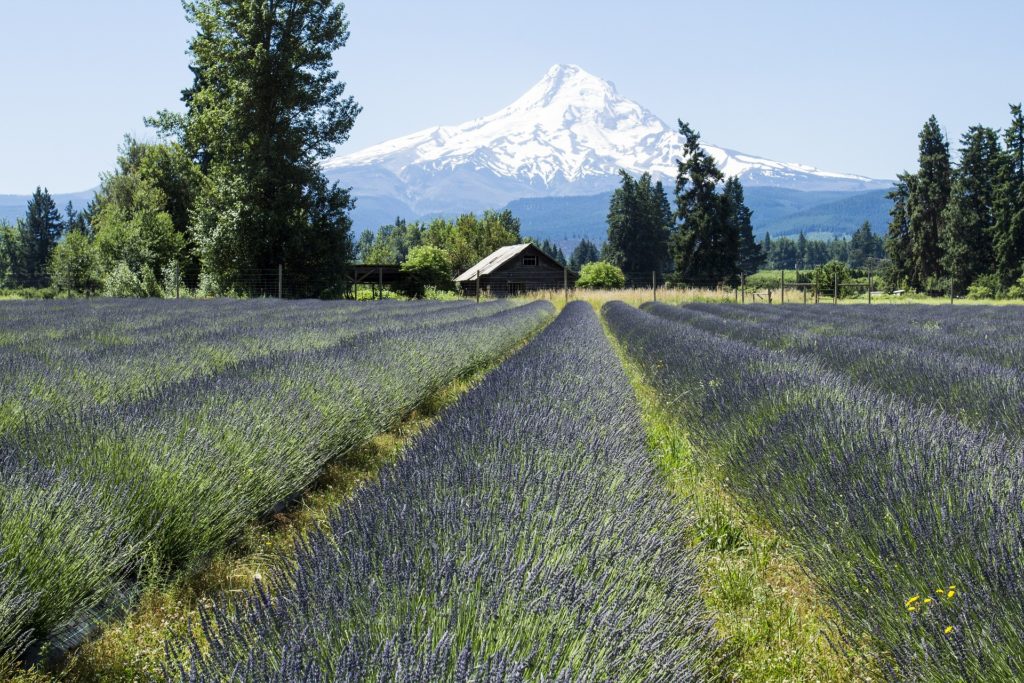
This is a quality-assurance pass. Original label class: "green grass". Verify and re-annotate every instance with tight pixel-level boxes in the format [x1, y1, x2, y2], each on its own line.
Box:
[602, 318, 880, 682]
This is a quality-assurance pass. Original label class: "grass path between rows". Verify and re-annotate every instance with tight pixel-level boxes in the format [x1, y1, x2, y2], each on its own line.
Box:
[597, 302, 882, 682]
[10, 320, 551, 683]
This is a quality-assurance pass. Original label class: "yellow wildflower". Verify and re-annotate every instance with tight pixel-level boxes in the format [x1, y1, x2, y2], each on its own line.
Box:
[947, 590, 956, 599]
[923, 598, 932, 604]
[905, 595, 921, 608]
[944, 626, 954, 634]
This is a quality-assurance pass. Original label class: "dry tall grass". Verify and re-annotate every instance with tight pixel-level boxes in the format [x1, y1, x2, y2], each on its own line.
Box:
[519, 286, 733, 308]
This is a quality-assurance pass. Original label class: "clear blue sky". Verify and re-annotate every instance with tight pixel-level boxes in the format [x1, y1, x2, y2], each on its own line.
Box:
[1, 0, 1022, 194]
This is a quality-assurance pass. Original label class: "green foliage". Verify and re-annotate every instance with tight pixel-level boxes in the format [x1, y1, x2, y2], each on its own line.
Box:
[728, 178, 764, 275]
[356, 210, 523, 278]
[848, 221, 885, 268]
[940, 126, 1001, 291]
[670, 122, 749, 286]
[530, 238, 566, 265]
[760, 230, 866, 270]
[14, 187, 65, 287]
[0, 221, 16, 287]
[885, 174, 915, 289]
[400, 245, 454, 296]
[48, 231, 102, 295]
[576, 260, 626, 289]
[157, 0, 360, 297]
[361, 218, 424, 263]
[993, 104, 1024, 286]
[811, 260, 852, 297]
[569, 238, 600, 271]
[966, 273, 1003, 300]
[605, 170, 671, 276]
[92, 172, 184, 284]
[908, 115, 952, 289]
[104, 262, 161, 298]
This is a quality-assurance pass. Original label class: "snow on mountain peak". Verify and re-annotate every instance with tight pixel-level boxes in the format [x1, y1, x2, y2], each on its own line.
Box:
[324, 64, 888, 213]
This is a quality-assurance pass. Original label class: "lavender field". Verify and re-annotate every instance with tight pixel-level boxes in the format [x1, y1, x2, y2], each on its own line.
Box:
[606, 302, 1024, 681]
[3, 298, 1020, 682]
[0, 298, 553, 673]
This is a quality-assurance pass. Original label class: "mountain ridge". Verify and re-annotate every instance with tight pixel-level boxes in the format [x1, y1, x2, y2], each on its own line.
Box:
[325, 64, 892, 222]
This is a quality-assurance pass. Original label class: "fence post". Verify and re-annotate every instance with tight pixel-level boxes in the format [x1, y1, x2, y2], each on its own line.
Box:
[833, 273, 838, 305]
[174, 263, 180, 299]
[741, 273, 746, 304]
[563, 266, 568, 304]
[652, 270, 657, 302]
[868, 268, 873, 304]
[378, 266, 383, 301]
[278, 264, 283, 299]
[781, 270, 785, 304]
[476, 270, 481, 303]
[950, 269, 955, 304]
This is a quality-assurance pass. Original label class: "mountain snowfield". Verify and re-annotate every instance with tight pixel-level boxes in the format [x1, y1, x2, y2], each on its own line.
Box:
[324, 64, 891, 223]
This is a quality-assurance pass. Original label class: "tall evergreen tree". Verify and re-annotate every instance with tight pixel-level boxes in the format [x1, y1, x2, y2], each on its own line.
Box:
[605, 170, 671, 277]
[940, 125, 1002, 290]
[669, 121, 737, 285]
[907, 115, 951, 289]
[64, 202, 89, 235]
[796, 231, 808, 268]
[993, 104, 1024, 286]
[15, 187, 65, 286]
[848, 222, 884, 268]
[724, 177, 761, 276]
[158, 0, 361, 296]
[569, 238, 600, 271]
[535, 239, 566, 265]
[885, 174, 916, 288]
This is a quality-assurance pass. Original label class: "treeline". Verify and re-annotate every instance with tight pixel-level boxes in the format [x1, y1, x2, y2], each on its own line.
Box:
[355, 210, 524, 276]
[762, 223, 885, 270]
[3, 0, 361, 298]
[886, 106, 1024, 297]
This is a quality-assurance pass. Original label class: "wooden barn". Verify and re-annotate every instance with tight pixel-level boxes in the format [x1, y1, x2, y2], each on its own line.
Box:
[455, 243, 577, 297]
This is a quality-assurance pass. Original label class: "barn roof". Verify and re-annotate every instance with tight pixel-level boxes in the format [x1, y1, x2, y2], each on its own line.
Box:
[454, 244, 533, 281]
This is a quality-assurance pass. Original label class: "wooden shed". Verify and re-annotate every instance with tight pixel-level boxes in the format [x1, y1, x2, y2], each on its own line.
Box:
[455, 243, 577, 297]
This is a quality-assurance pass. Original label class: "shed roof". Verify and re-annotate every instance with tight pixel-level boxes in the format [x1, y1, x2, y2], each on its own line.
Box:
[454, 244, 533, 282]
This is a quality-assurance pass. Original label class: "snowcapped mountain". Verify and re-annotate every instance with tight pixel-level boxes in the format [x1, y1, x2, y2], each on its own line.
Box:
[324, 64, 890, 223]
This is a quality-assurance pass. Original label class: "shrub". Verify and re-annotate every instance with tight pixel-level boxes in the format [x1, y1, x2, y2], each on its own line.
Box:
[103, 262, 148, 298]
[48, 231, 102, 296]
[811, 260, 852, 297]
[576, 260, 626, 289]
[400, 245, 455, 297]
[1008, 274, 1024, 300]
[967, 273, 1002, 300]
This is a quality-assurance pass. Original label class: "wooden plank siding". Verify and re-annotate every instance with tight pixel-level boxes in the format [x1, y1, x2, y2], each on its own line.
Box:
[460, 244, 577, 296]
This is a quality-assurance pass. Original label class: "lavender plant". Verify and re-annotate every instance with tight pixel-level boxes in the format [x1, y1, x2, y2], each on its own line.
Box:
[162, 303, 719, 682]
[643, 302, 1024, 437]
[606, 301, 1024, 681]
[0, 299, 551, 669]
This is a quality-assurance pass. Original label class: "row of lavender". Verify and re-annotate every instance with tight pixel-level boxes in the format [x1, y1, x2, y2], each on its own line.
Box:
[0, 299, 553, 673]
[162, 303, 718, 682]
[0, 299, 514, 436]
[604, 302, 1024, 682]
[644, 302, 1024, 438]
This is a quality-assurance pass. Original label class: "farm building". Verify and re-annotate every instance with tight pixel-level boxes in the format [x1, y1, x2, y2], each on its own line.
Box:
[455, 243, 577, 296]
